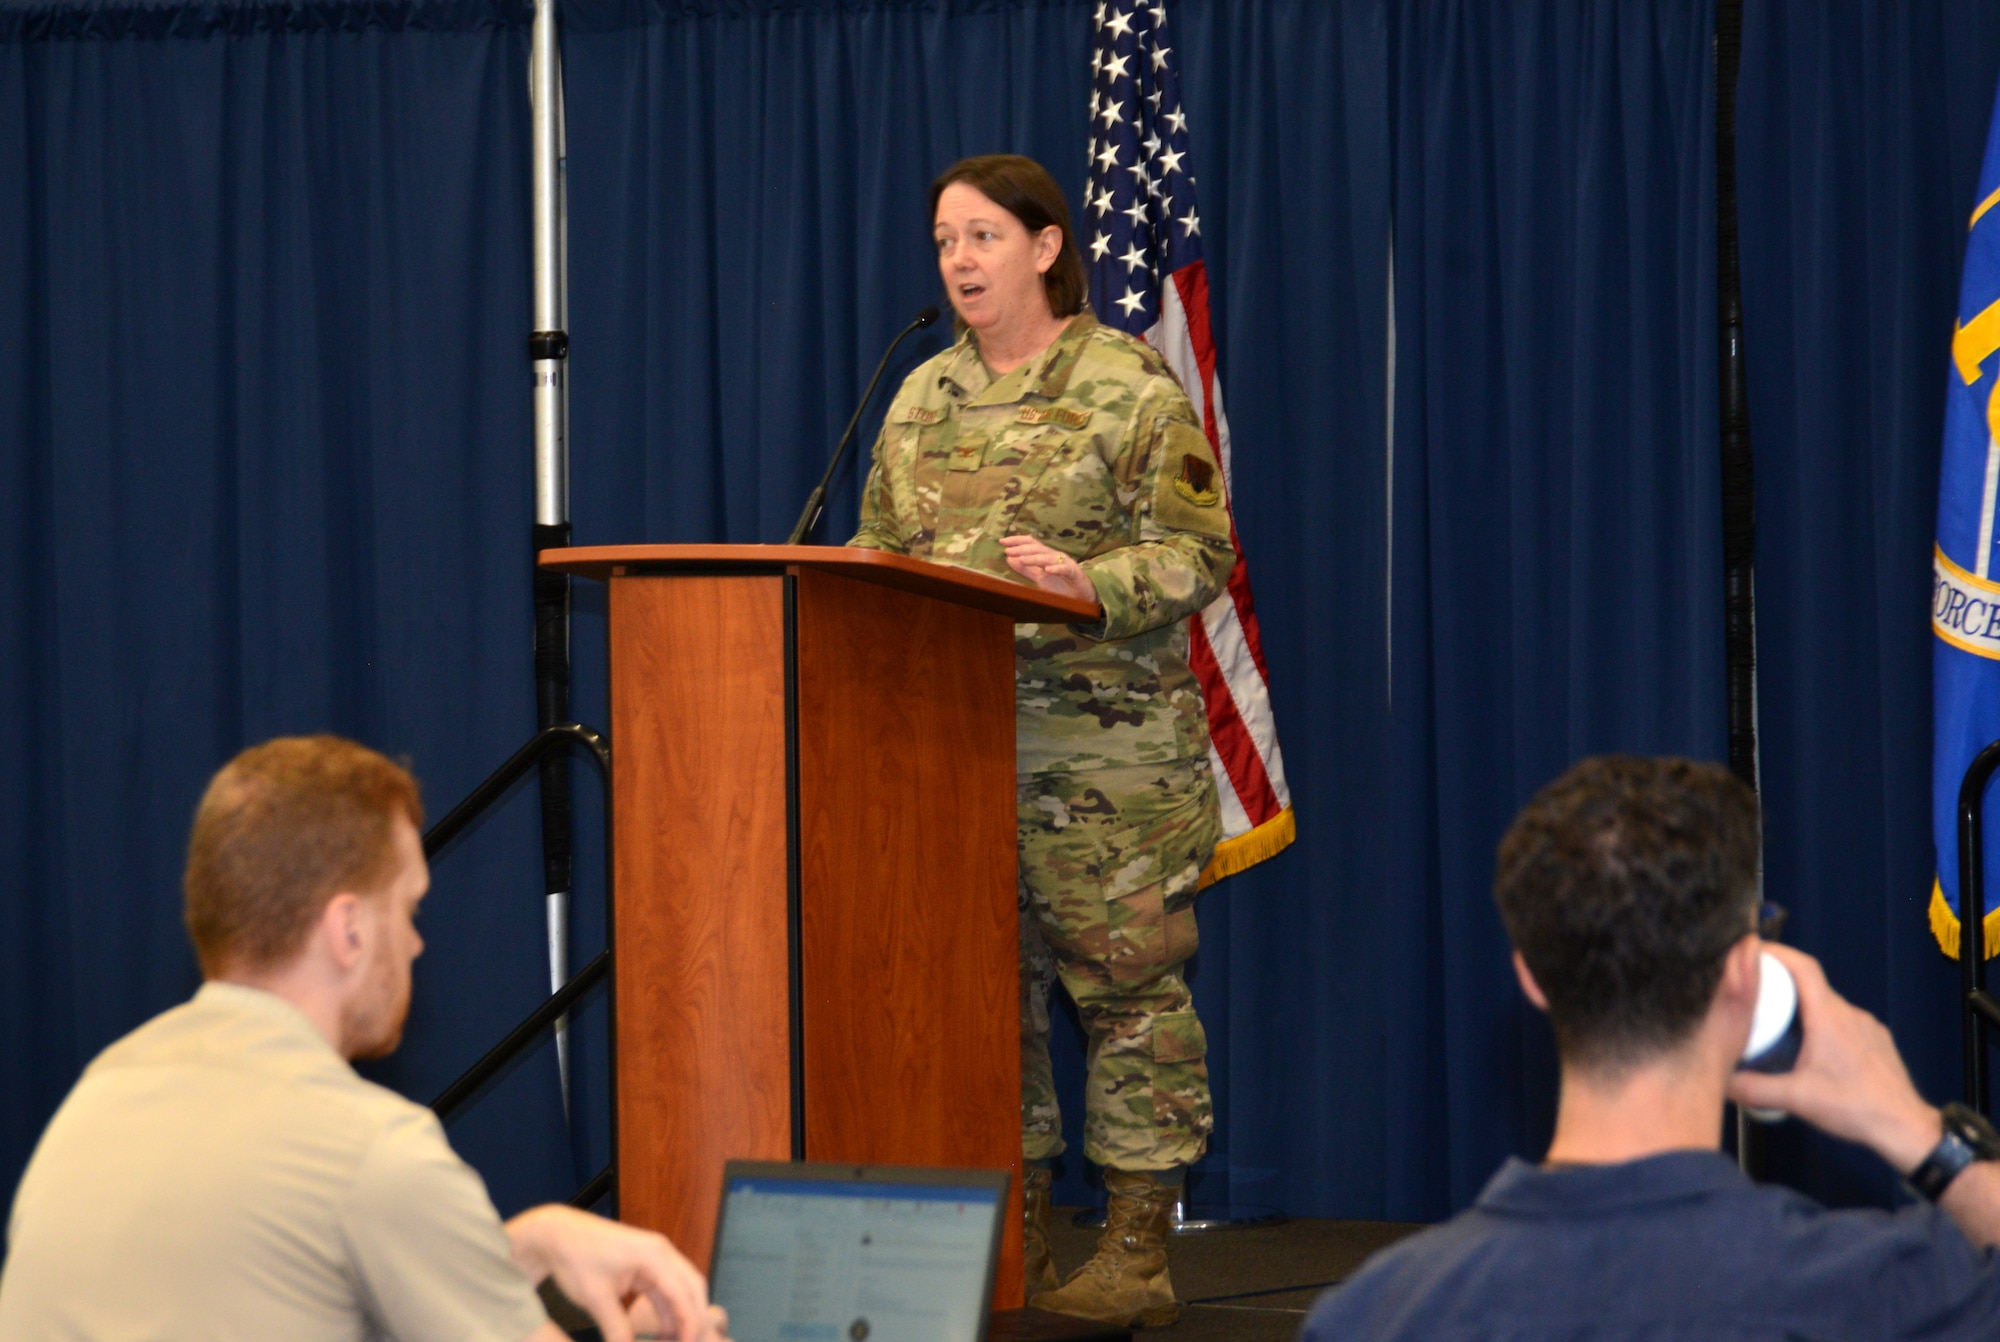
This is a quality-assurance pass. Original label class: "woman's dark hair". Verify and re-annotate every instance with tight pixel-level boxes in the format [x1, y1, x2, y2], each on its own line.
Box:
[929, 154, 1088, 319]
[1493, 756, 1761, 1072]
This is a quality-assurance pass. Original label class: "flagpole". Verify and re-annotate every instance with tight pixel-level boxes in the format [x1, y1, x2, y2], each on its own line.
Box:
[528, 0, 575, 1120]
[1079, 0, 1290, 1232]
[1715, 0, 1769, 1180]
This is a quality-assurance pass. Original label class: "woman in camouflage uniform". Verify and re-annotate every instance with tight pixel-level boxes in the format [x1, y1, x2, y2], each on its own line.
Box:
[849, 155, 1234, 1329]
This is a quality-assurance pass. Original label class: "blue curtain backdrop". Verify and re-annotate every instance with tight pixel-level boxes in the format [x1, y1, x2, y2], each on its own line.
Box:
[1736, 1, 2000, 1206]
[7, 0, 2000, 1240]
[1389, 0, 1724, 1209]
[0, 0, 603, 1224]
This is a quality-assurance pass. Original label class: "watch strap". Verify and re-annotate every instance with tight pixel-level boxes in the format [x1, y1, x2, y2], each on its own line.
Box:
[1910, 1130, 1978, 1201]
[1910, 1104, 2000, 1201]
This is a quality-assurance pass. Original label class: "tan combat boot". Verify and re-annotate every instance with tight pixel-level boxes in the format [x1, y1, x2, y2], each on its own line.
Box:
[1029, 1167, 1180, 1327]
[1023, 1166, 1060, 1299]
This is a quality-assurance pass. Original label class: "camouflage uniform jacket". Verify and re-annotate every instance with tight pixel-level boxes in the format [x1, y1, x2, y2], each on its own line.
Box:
[849, 312, 1236, 776]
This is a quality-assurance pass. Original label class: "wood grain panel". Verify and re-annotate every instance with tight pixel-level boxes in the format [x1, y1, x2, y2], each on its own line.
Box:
[610, 574, 792, 1270]
[791, 566, 1026, 1308]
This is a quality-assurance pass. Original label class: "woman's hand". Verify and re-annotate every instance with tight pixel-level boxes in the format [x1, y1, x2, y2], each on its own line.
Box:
[1001, 535, 1099, 607]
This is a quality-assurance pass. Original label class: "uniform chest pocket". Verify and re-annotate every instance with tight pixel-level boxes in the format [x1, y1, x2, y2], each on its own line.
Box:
[983, 423, 1077, 473]
[949, 404, 1094, 470]
[939, 425, 1083, 524]
[1002, 432, 1128, 550]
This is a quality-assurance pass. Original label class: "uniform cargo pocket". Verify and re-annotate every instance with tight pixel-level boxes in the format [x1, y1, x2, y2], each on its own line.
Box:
[1101, 885, 1199, 985]
[1094, 784, 1216, 907]
[1150, 1008, 1207, 1064]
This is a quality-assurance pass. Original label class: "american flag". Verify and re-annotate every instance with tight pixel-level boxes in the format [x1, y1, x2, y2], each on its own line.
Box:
[1087, 0, 1294, 882]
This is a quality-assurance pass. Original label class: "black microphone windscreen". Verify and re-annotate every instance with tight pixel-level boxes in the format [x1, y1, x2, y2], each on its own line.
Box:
[913, 306, 942, 328]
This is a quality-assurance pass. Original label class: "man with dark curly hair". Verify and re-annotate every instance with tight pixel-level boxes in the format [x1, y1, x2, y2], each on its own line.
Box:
[1305, 755, 2000, 1341]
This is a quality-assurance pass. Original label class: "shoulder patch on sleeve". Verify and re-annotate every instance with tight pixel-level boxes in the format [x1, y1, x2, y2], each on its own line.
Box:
[1016, 405, 1094, 429]
[896, 405, 943, 425]
[1172, 452, 1220, 506]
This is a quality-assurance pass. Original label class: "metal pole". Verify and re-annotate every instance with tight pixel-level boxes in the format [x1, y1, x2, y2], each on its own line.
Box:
[529, 0, 566, 521]
[1965, 765, 1988, 1114]
[1715, 0, 1764, 1179]
[1958, 740, 2000, 1114]
[1716, 2, 1758, 802]
[528, 0, 575, 1117]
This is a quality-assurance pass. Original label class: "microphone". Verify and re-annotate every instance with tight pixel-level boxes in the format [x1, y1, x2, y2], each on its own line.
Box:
[786, 306, 943, 545]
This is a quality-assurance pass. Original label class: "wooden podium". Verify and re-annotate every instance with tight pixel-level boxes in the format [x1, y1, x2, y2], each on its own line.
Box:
[541, 545, 1099, 1311]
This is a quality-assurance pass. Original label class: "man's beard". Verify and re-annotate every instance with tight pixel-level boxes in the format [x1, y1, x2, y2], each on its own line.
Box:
[341, 957, 411, 1060]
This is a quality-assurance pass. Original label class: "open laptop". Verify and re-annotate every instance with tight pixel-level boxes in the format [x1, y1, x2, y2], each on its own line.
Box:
[707, 1160, 1130, 1342]
[710, 1160, 1010, 1342]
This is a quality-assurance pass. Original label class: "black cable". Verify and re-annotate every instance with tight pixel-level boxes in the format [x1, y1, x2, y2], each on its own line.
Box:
[1187, 1280, 1344, 1306]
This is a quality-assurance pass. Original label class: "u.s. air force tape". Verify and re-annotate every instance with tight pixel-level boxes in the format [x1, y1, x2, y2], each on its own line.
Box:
[1934, 546, 2000, 659]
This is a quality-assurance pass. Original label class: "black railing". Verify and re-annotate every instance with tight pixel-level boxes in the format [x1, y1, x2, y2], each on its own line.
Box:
[1959, 737, 2000, 1115]
[423, 722, 609, 860]
[423, 723, 615, 1209]
[569, 1164, 615, 1211]
[430, 948, 609, 1119]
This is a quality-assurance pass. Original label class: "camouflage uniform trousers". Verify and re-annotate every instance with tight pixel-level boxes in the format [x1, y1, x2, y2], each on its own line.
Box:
[1018, 756, 1221, 1172]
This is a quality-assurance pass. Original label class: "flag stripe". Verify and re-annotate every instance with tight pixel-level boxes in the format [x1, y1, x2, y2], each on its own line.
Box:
[1172, 263, 1223, 448]
[1189, 619, 1282, 821]
[1200, 593, 1286, 767]
[1160, 272, 1287, 806]
[1211, 749, 1254, 835]
[1165, 266, 1279, 688]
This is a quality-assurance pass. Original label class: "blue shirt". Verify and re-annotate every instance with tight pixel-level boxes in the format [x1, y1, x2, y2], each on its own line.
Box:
[1302, 1151, 2000, 1341]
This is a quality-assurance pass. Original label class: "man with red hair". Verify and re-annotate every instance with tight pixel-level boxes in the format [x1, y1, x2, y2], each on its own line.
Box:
[1, 735, 725, 1342]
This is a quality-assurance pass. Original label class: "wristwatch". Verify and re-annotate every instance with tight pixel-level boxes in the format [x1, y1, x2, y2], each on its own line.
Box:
[1909, 1103, 2000, 1201]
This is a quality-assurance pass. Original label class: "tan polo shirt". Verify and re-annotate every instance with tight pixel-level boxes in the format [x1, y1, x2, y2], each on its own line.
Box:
[0, 982, 549, 1341]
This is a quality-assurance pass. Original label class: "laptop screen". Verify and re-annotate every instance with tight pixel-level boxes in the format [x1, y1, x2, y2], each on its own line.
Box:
[710, 1162, 1008, 1342]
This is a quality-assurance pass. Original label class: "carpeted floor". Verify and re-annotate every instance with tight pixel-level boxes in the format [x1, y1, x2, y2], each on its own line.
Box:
[548, 1209, 1423, 1341]
[1047, 1205, 1421, 1341]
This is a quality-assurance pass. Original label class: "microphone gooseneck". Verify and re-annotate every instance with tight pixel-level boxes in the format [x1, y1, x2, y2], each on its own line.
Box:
[786, 306, 944, 545]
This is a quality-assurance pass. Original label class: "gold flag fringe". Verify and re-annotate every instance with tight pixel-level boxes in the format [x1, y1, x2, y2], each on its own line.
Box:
[1930, 878, 2000, 960]
[1198, 806, 1297, 890]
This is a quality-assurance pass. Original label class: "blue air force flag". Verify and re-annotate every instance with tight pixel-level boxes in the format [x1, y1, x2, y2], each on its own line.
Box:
[1932, 83, 2000, 958]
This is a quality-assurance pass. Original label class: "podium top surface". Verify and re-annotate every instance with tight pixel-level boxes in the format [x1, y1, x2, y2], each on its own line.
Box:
[540, 544, 1101, 624]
